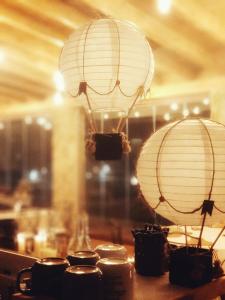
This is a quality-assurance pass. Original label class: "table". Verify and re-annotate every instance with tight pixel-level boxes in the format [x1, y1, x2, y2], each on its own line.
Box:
[12, 272, 225, 300]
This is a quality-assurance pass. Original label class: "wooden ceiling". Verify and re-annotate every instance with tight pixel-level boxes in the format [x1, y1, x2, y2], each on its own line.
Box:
[0, 0, 224, 107]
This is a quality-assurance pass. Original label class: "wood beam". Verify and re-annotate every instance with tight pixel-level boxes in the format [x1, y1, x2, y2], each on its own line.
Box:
[173, 0, 225, 47]
[78, 0, 214, 69]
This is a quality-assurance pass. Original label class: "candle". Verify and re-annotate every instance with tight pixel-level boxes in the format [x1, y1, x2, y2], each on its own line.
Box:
[34, 230, 47, 257]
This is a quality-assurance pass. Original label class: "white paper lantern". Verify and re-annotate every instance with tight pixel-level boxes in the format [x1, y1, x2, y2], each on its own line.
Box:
[59, 18, 154, 125]
[137, 119, 225, 226]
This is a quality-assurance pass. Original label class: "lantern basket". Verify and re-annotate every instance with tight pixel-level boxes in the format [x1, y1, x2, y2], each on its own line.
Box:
[94, 133, 123, 161]
[169, 246, 213, 288]
[132, 224, 169, 276]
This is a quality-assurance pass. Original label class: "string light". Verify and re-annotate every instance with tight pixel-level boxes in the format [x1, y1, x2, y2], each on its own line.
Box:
[164, 112, 171, 121]
[170, 102, 178, 111]
[203, 97, 210, 105]
[103, 113, 109, 120]
[44, 122, 52, 130]
[130, 176, 138, 186]
[53, 71, 65, 91]
[0, 122, 5, 130]
[134, 111, 140, 118]
[193, 106, 200, 115]
[53, 92, 63, 106]
[157, 0, 172, 14]
[36, 117, 46, 126]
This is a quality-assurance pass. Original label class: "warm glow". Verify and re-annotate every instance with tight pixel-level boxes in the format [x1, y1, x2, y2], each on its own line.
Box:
[36, 116, 46, 126]
[157, 0, 172, 14]
[163, 112, 171, 121]
[0, 122, 5, 130]
[53, 71, 65, 92]
[0, 50, 5, 63]
[170, 102, 178, 111]
[192, 106, 200, 115]
[53, 92, 64, 106]
[203, 97, 210, 105]
[134, 111, 140, 118]
[130, 176, 138, 186]
[44, 122, 52, 131]
[103, 113, 109, 120]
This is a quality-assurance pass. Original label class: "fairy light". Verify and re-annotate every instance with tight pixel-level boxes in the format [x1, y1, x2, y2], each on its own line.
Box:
[36, 117, 46, 126]
[103, 113, 109, 120]
[170, 102, 178, 111]
[53, 71, 65, 91]
[134, 111, 140, 118]
[53, 92, 64, 106]
[0, 122, 5, 130]
[203, 97, 210, 106]
[193, 106, 200, 115]
[157, 0, 172, 14]
[164, 112, 171, 121]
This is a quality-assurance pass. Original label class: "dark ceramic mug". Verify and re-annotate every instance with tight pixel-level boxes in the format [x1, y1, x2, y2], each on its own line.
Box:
[62, 265, 103, 300]
[67, 250, 100, 266]
[16, 257, 69, 298]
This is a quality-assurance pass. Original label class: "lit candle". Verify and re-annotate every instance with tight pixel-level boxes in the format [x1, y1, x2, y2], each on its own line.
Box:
[17, 233, 26, 254]
[34, 230, 47, 258]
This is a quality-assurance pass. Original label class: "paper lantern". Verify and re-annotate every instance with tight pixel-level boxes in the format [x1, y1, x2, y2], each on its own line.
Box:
[59, 18, 154, 132]
[137, 119, 225, 226]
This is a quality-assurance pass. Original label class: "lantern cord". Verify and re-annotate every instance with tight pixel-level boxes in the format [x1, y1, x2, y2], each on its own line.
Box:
[209, 226, 225, 251]
[198, 119, 215, 200]
[82, 21, 93, 82]
[197, 119, 216, 248]
[84, 92, 97, 132]
[111, 19, 120, 82]
[197, 213, 207, 248]
[152, 198, 203, 214]
[117, 86, 144, 132]
[214, 204, 225, 213]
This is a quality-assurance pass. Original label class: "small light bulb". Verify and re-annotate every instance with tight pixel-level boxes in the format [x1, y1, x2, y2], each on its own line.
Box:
[0, 122, 5, 130]
[36, 117, 46, 126]
[193, 106, 200, 115]
[53, 71, 64, 91]
[157, 0, 172, 14]
[164, 112, 171, 121]
[103, 113, 109, 120]
[203, 97, 209, 105]
[170, 102, 178, 111]
[53, 93, 64, 106]
[134, 111, 140, 118]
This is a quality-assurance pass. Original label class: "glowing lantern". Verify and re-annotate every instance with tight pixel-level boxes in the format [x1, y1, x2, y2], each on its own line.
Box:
[59, 18, 154, 160]
[137, 119, 225, 226]
[137, 119, 225, 287]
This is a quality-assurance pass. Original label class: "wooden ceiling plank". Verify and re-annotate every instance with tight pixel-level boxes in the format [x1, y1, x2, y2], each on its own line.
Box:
[173, 0, 225, 46]
[78, 0, 215, 69]
[9, 0, 89, 29]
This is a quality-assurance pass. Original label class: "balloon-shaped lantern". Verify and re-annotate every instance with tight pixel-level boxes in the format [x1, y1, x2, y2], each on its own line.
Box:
[137, 119, 225, 227]
[59, 18, 154, 160]
[137, 119, 225, 287]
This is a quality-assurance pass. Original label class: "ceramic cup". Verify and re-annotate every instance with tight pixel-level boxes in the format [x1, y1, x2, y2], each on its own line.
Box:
[16, 257, 69, 298]
[95, 243, 128, 259]
[67, 250, 100, 266]
[97, 257, 134, 300]
[62, 265, 103, 300]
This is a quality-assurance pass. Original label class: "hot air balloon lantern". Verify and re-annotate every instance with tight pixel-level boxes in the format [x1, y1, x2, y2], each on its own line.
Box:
[137, 118, 225, 287]
[59, 18, 154, 160]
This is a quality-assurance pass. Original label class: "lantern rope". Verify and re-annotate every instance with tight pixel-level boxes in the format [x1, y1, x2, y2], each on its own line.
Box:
[198, 118, 215, 200]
